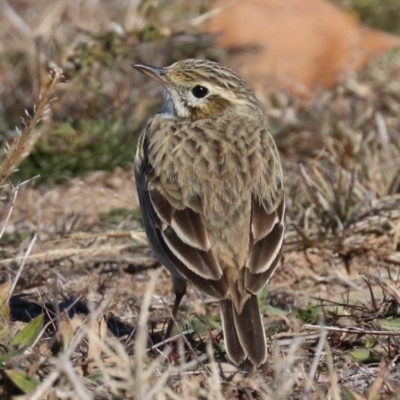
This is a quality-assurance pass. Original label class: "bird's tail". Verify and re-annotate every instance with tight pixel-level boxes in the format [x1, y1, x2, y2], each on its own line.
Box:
[220, 295, 267, 366]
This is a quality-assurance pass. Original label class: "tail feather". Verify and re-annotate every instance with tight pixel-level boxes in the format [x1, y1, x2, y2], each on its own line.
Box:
[220, 300, 246, 365]
[221, 295, 267, 366]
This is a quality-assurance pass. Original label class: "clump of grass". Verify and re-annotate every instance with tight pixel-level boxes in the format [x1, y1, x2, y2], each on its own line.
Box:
[277, 50, 400, 263]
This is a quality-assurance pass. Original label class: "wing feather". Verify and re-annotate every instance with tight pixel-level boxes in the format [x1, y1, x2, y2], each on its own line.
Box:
[162, 226, 222, 280]
[245, 253, 280, 294]
[134, 127, 226, 297]
[171, 208, 211, 251]
[149, 189, 175, 228]
[245, 175, 285, 292]
[251, 198, 279, 242]
[246, 217, 284, 273]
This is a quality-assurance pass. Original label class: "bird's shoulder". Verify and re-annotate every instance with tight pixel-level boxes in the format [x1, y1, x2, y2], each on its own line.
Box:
[135, 112, 283, 206]
[142, 112, 272, 162]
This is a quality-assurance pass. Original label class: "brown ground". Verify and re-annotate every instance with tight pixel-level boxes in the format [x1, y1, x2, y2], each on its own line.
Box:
[2, 58, 400, 396]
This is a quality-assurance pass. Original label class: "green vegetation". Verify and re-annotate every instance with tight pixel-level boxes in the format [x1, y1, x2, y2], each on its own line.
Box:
[332, 0, 400, 34]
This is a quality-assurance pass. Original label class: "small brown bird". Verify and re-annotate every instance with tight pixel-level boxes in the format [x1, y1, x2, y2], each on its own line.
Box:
[133, 59, 285, 366]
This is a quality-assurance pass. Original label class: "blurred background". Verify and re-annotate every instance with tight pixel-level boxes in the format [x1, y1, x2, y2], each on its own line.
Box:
[1, 2, 400, 397]
[1, 0, 399, 184]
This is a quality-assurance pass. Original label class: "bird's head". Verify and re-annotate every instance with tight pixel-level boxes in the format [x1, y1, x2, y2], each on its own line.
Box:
[133, 59, 261, 119]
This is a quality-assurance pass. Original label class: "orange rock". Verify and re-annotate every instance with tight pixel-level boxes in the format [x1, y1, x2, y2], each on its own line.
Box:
[205, 0, 400, 96]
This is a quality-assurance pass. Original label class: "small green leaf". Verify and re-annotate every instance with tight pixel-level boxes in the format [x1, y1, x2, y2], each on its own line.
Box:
[0, 281, 11, 319]
[264, 319, 288, 336]
[257, 286, 269, 310]
[348, 348, 371, 362]
[11, 314, 44, 348]
[376, 318, 400, 331]
[341, 386, 357, 400]
[5, 369, 39, 393]
[264, 305, 288, 316]
[360, 336, 376, 349]
[99, 207, 136, 224]
[294, 306, 320, 324]
[184, 315, 220, 335]
[346, 348, 381, 363]
[0, 322, 12, 345]
[0, 349, 21, 369]
[88, 373, 103, 384]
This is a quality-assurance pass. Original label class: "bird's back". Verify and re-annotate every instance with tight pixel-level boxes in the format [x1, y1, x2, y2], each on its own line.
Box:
[144, 110, 281, 302]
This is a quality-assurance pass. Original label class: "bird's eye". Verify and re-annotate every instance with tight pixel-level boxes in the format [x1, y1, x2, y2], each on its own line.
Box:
[191, 85, 209, 99]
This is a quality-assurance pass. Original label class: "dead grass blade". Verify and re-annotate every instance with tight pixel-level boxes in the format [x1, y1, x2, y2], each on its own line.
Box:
[367, 360, 389, 400]
[303, 325, 328, 398]
[0, 183, 19, 240]
[7, 233, 37, 302]
[324, 341, 341, 400]
[135, 268, 161, 400]
[304, 324, 400, 337]
[0, 244, 132, 266]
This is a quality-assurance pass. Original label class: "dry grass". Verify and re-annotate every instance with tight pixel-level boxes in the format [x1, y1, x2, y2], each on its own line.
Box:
[0, 67, 65, 186]
[1, 1, 400, 399]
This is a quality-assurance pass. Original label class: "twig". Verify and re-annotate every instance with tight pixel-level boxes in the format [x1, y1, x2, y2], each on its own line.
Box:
[135, 269, 161, 400]
[304, 324, 400, 336]
[58, 357, 93, 400]
[190, 0, 239, 26]
[27, 370, 60, 400]
[0, 184, 19, 240]
[146, 329, 194, 352]
[7, 233, 37, 302]
[324, 340, 341, 400]
[303, 324, 327, 398]
[0, 245, 132, 266]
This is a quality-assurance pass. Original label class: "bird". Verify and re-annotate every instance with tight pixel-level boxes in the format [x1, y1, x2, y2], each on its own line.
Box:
[132, 58, 285, 367]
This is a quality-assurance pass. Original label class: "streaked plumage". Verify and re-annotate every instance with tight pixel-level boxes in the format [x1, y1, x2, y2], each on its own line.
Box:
[133, 59, 285, 366]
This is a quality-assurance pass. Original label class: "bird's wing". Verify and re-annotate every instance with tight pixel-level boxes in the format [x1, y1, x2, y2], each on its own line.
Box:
[244, 146, 285, 294]
[134, 125, 228, 299]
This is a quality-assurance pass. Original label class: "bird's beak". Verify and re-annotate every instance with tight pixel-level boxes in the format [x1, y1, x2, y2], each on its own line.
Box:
[132, 63, 168, 86]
